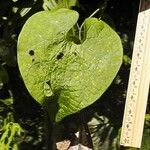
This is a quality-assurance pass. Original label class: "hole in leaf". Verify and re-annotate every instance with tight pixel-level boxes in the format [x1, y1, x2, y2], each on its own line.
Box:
[73, 52, 77, 56]
[57, 52, 64, 60]
[32, 59, 35, 62]
[29, 50, 34, 56]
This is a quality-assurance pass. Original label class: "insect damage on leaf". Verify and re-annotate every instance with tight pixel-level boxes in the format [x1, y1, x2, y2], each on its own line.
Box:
[57, 52, 64, 60]
[29, 50, 34, 56]
[73, 52, 77, 56]
[17, 8, 123, 122]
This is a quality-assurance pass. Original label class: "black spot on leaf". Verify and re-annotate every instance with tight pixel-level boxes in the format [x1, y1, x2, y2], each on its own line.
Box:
[29, 50, 34, 56]
[73, 52, 77, 56]
[57, 52, 64, 60]
[32, 59, 35, 62]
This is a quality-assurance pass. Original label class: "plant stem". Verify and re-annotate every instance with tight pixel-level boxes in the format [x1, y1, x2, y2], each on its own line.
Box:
[79, 8, 100, 41]
[89, 8, 100, 18]
[43, 109, 53, 150]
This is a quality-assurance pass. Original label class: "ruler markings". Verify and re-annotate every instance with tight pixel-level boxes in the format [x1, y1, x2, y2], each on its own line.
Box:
[120, 8, 150, 148]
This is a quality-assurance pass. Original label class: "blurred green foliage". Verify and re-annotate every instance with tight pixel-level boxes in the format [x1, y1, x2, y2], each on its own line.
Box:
[43, 0, 77, 10]
[0, 112, 23, 150]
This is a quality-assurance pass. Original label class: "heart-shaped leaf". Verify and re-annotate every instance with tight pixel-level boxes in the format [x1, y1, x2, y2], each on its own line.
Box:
[17, 8, 123, 122]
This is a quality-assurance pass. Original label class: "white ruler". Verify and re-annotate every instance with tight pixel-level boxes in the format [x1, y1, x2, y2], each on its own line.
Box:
[120, 3, 150, 148]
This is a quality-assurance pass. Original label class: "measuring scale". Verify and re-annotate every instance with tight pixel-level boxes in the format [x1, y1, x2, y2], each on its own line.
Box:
[120, 0, 150, 148]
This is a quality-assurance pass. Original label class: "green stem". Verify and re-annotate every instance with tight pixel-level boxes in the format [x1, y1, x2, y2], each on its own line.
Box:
[79, 8, 100, 41]
[43, 109, 53, 150]
[89, 8, 100, 18]
[51, 0, 57, 7]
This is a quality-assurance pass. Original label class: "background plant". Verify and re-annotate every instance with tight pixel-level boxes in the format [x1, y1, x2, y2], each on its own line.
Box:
[0, 111, 23, 150]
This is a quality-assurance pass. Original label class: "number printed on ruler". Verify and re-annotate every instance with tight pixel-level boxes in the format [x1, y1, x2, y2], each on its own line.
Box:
[121, 10, 150, 145]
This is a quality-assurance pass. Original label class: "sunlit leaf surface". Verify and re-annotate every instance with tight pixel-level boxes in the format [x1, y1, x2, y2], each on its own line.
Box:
[18, 8, 123, 121]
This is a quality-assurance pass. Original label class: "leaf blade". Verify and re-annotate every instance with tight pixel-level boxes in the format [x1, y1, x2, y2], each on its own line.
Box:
[18, 9, 123, 122]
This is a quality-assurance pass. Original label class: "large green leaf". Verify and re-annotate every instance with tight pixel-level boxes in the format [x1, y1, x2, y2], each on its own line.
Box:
[17, 8, 123, 122]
